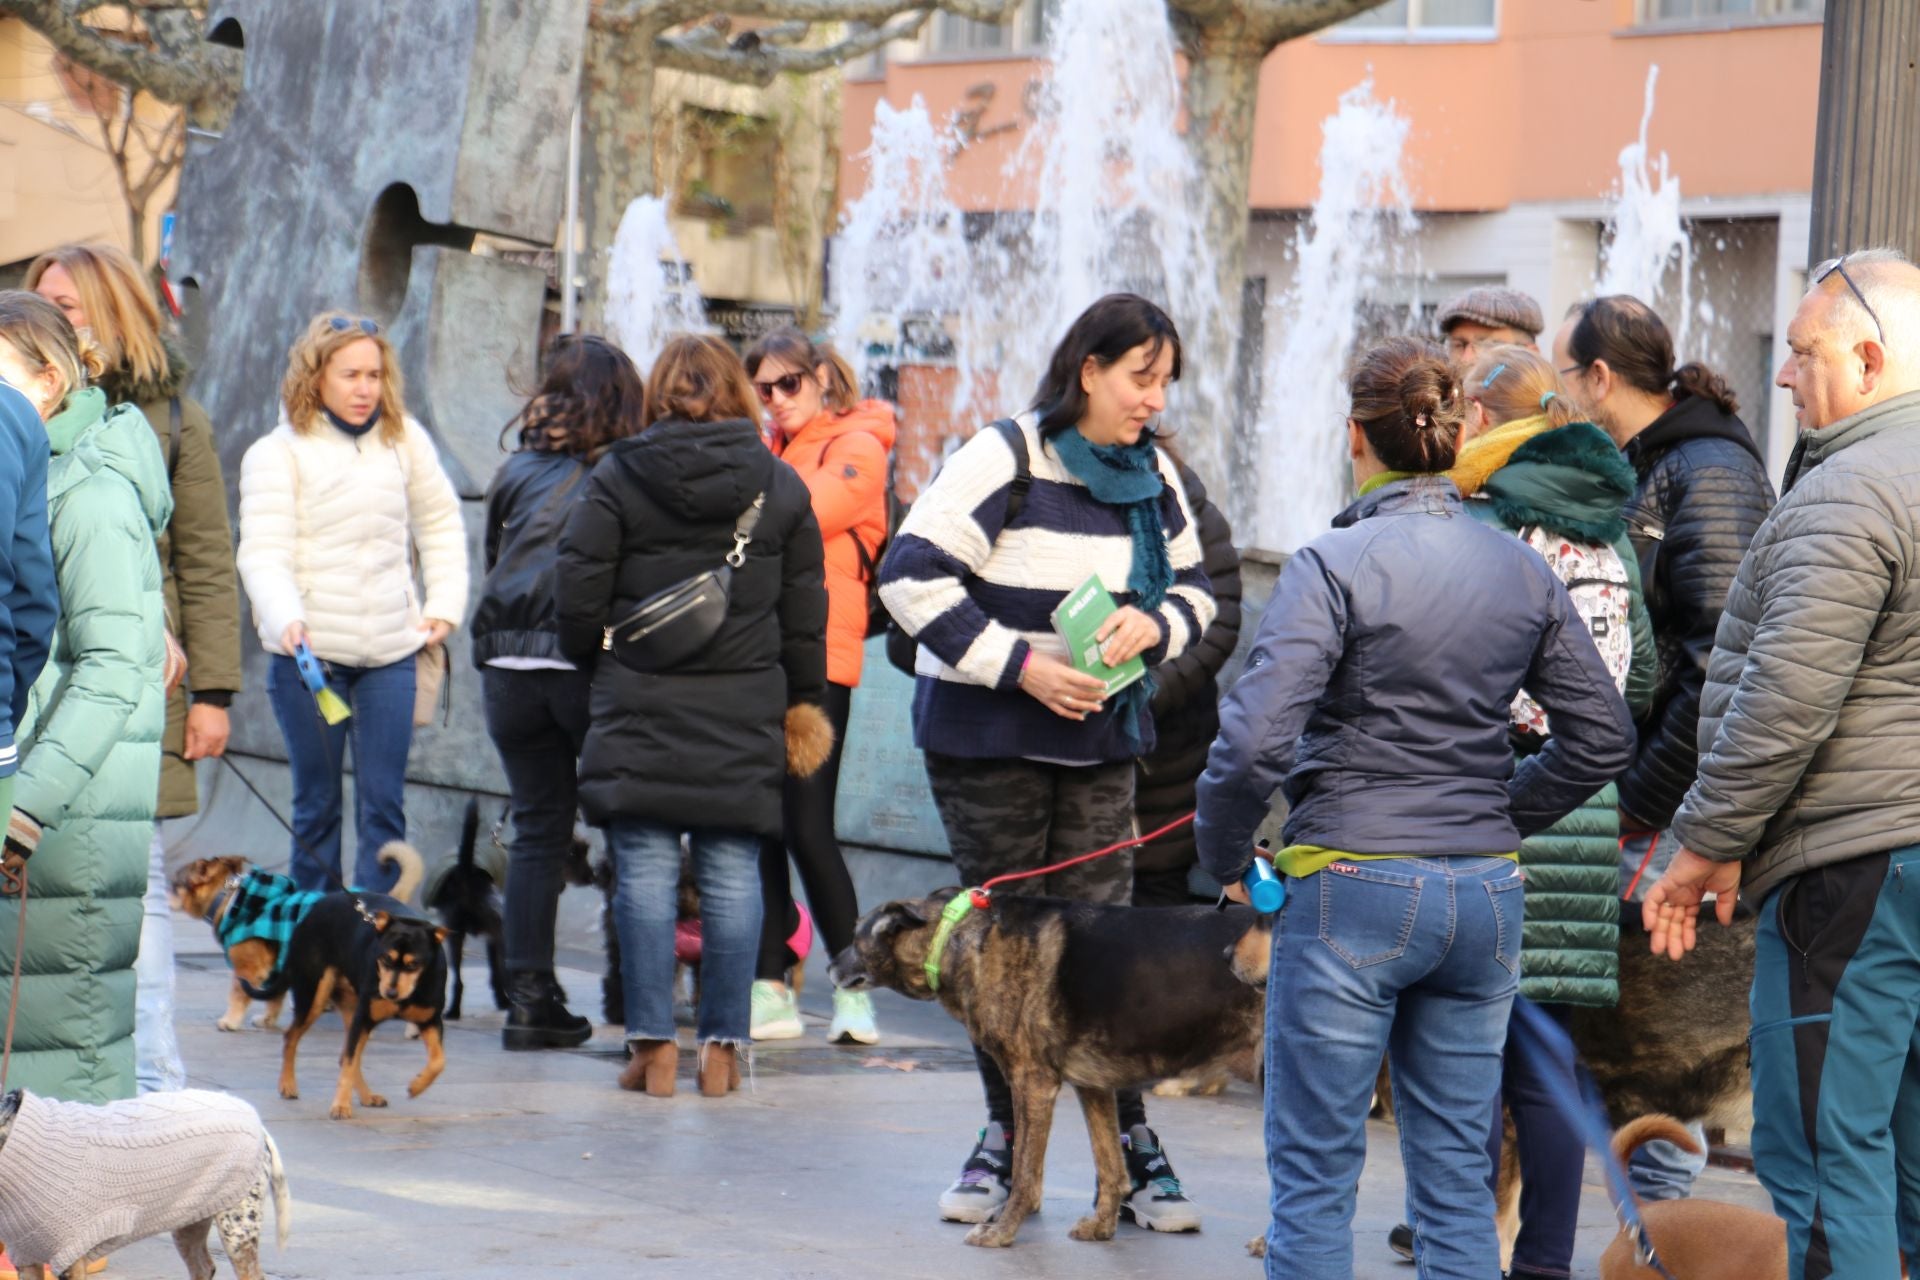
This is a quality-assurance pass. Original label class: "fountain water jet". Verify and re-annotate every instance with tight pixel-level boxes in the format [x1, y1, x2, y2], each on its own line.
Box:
[1596, 66, 1692, 353]
[605, 195, 712, 371]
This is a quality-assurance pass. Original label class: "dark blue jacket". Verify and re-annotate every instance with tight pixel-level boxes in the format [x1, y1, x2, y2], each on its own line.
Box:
[0, 383, 56, 778]
[1195, 477, 1633, 885]
[470, 444, 591, 668]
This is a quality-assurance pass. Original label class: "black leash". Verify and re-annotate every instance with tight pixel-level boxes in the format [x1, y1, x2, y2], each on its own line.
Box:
[216, 752, 391, 922]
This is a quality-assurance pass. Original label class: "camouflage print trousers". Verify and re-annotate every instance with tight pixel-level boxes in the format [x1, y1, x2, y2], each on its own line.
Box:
[923, 753, 1137, 905]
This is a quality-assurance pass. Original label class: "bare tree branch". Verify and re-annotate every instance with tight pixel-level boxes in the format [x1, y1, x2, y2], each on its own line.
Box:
[655, 10, 930, 86]
[0, 0, 241, 125]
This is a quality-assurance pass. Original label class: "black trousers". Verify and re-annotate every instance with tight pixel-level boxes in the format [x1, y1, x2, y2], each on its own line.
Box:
[482, 666, 592, 975]
[757, 682, 859, 979]
[923, 752, 1148, 1134]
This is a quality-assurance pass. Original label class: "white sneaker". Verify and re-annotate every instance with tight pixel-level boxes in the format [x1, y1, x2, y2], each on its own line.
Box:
[938, 1122, 1013, 1223]
[749, 980, 803, 1040]
[1121, 1125, 1202, 1232]
[829, 988, 880, 1045]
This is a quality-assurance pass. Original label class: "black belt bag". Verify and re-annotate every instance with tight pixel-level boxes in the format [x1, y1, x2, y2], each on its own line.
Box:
[604, 493, 766, 673]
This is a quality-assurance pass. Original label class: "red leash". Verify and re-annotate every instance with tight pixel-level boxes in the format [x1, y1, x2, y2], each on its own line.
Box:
[977, 811, 1196, 900]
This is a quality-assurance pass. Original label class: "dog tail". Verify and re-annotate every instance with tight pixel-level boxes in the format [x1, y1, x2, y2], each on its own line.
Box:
[1611, 1113, 1702, 1169]
[264, 1129, 292, 1250]
[459, 796, 480, 869]
[379, 841, 426, 905]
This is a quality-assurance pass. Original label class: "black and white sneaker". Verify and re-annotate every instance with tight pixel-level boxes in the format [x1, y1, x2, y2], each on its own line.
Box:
[1121, 1124, 1202, 1232]
[1388, 1222, 1416, 1261]
[938, 1122, 1013, 1224]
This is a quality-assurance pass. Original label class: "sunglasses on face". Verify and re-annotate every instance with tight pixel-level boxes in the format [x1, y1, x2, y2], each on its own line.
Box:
[753, 372, 808, 404]
[328, 316, 380, 336]
[1813, 254, 1887, 347]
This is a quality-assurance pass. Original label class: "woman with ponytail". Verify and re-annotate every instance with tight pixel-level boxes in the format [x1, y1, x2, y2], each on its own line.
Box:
[1197, 337, 1634, 1278]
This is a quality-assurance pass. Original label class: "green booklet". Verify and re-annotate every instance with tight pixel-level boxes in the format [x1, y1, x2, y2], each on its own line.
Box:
[1051, 575, 1148, 696]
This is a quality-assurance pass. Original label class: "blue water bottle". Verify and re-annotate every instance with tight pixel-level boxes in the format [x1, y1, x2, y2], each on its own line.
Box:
[1242, 857, 1286, 914]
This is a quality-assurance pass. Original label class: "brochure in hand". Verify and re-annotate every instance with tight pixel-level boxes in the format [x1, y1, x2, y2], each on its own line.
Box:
[1051, 575, 1147, 697]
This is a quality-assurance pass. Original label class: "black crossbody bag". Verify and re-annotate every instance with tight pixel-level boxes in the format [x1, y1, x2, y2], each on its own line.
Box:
[603, 493, 766, 673]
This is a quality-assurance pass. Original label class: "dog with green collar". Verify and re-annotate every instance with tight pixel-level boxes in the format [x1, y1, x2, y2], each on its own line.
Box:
[831, 886, 1269, 1248]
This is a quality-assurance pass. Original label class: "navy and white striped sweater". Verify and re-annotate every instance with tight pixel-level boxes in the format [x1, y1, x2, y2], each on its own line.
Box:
[878, 413, 1215, 763]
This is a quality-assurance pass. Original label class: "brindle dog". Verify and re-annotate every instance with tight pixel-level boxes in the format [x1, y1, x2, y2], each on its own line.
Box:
[831, 889, 1267, 1248]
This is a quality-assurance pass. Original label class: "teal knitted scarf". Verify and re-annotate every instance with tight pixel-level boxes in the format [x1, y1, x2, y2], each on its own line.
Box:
[1050, 427, 1173, 750]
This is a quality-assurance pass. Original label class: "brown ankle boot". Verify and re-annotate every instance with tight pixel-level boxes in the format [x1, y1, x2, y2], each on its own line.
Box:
[698, 1042, 741, 1097]
[618, 1039, 677, 1097]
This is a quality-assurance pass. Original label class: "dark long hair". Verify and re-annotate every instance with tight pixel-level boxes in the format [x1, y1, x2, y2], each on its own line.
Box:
[1349, 337, 1465, 473]
[1031, 293, 1182, 436]
[502, 333, 645, 457]
[1567, 295, 1739, 416]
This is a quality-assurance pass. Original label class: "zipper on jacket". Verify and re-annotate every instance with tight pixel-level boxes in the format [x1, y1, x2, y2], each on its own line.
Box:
[1630, 519, 1665, 542]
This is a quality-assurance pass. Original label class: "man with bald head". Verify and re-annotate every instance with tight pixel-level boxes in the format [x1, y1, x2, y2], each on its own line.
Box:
[1644, 248, 1920, 1280]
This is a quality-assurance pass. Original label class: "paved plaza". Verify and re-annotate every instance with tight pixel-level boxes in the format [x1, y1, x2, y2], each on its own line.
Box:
[93, 919, 1772, 1279]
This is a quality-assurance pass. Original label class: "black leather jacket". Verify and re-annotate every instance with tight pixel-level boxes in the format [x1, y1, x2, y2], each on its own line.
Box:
[1617, 396, 1775, 828]
[469, 445, 591, 668]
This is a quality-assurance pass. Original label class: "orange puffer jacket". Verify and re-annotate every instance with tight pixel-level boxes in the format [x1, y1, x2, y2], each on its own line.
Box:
[770, 401, 896, 686]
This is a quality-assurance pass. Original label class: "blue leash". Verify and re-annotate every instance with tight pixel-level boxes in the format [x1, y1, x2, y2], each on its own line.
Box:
[1508, 996, 1681, 1280]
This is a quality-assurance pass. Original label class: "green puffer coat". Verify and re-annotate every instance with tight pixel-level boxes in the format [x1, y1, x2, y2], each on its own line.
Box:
[1468, 421, 1653, 1008]
[0, 389, 171, 1103]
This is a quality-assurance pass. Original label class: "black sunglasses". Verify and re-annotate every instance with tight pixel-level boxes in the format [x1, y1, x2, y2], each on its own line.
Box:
[327, 315, 380, 336]
[1813, 254, 1886, 346]
[753, 372, 808, 403]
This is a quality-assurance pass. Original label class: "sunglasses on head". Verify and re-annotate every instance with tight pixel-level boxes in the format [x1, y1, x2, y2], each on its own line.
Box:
[327, 316, 380, 336]
[1813, 254, 1886, 346]
[752, 372, 809, 404]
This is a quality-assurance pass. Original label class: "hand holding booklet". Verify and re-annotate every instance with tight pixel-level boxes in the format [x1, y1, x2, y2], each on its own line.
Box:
[1051, 575, 1147, 697]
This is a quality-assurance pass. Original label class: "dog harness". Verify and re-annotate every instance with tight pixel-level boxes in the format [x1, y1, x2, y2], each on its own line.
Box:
[923, 891, 984, 993]
[0, 1089, 270, 1273]
[212, 870, 327, 972]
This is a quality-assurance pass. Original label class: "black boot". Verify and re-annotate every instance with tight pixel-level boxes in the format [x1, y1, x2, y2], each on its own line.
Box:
[503, 971, 593, 1050]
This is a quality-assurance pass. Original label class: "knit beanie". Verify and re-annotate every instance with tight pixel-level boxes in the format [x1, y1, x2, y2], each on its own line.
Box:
[0, 1089, 269, 1272]
[1438, 287, 1545, 340]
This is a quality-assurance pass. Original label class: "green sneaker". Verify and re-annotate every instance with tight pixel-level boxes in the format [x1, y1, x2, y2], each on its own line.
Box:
[829, 987, 880, 1045]
[750, 979, 803, 1040]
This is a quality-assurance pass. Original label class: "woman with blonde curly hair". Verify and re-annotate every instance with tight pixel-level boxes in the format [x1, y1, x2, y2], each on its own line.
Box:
[236, 313, 467, 892]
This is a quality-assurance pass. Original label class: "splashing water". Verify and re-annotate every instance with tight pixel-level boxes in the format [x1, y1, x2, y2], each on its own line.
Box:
[1251, 80, 1416, 553]
[831, 0, 1234, 488]
[1597, 66, 1691, 352]
[605, 196, 711, 371]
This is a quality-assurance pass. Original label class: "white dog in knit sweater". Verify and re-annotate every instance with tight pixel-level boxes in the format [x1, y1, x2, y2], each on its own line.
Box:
[0, 1087, 289, 1279]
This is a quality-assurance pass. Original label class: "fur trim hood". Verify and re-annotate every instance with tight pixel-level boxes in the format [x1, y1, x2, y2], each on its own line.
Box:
[1482, 422, 1636, 545]
[96, 334, 189, 407]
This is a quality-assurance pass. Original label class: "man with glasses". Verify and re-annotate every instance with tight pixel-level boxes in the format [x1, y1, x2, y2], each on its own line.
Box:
[1436, 286, 1543, 368]
[1646, 248, 1920, 1280]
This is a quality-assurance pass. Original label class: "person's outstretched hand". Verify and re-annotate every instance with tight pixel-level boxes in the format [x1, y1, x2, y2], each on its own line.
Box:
[1642, 847, 1741, 961]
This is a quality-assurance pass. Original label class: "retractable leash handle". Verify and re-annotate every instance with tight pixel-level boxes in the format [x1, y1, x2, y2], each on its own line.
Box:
[1243, 857, 1286, 913]
[292, 641, 351, 725]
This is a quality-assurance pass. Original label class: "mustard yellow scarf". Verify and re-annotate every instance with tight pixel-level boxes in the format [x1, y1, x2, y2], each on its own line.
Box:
[1447, 414, 1556, 497]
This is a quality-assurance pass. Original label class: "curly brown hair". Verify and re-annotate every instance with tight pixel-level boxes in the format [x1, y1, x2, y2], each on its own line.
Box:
[281, 311, 407, 445]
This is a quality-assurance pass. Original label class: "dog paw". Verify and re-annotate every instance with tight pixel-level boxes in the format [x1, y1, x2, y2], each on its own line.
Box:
[1246, 1235, 1267, 1258]
[328, 1102, 353, 1120]
[216, 1017, 242, 1032]
[365, 1093, 388, 1108]
[278, 1085, 298, 1100]
[252, 1012, 280, 1030]
[964, 1224, 1018, 1249]
[404, 1024, 422, 1041]
[1069, 1215, 1116, 1242]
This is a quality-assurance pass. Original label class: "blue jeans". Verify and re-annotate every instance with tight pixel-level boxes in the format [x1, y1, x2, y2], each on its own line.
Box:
[606, 818, 761, 1044]
[1264, 856, 1523, 1280]
[134, 826, 185, 1093]
[266, 653, 415, 892]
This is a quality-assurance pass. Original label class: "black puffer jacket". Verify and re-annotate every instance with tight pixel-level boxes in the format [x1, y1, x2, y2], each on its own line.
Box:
[1617, 395, 1774, 828]
[556, 418, 827, 837]
[470, 442, 590, 667]
[1135, 462, 1242, 876]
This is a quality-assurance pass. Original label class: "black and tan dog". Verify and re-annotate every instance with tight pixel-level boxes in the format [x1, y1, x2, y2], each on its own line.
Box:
[275, 889, 450, 1121]
[169, 843, 424, 1034]
[831, 889, 1267, 1248]
[426, 798, 507, 1021]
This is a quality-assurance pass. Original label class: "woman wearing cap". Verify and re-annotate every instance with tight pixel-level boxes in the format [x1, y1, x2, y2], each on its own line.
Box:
[236, 313, 468, 892]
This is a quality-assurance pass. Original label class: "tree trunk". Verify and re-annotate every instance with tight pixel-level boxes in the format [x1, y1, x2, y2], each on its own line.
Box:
[1808, 0, 1920, 263]
[1177, 29, 1265, 489]
[580, 24, 659, 331]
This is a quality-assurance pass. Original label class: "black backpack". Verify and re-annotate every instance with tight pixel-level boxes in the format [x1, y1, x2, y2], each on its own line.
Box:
[880, 418, 1031, 677]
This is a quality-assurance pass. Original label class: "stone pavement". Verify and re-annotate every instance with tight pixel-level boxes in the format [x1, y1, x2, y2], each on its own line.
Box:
[97, 918, 1772, 1279]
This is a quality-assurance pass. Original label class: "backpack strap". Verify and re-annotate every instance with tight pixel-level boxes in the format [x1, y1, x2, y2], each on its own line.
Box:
[166, 396, 183, 481]
[988, 417, 1032, 524]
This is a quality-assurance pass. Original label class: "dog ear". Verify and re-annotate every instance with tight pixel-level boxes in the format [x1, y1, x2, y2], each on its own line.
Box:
[216, 855, 250, 877]
[372, 910, 392, 933]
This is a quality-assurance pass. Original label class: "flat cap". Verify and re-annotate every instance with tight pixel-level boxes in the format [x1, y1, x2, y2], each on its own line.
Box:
[1437, 286, 1544, 339]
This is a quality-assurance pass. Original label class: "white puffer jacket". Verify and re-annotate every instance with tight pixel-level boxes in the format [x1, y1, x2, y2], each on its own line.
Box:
[237, 414, 468, 668]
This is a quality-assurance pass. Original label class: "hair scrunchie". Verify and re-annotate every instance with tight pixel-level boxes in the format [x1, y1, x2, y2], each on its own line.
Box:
[1539, 391, 1557, 409]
